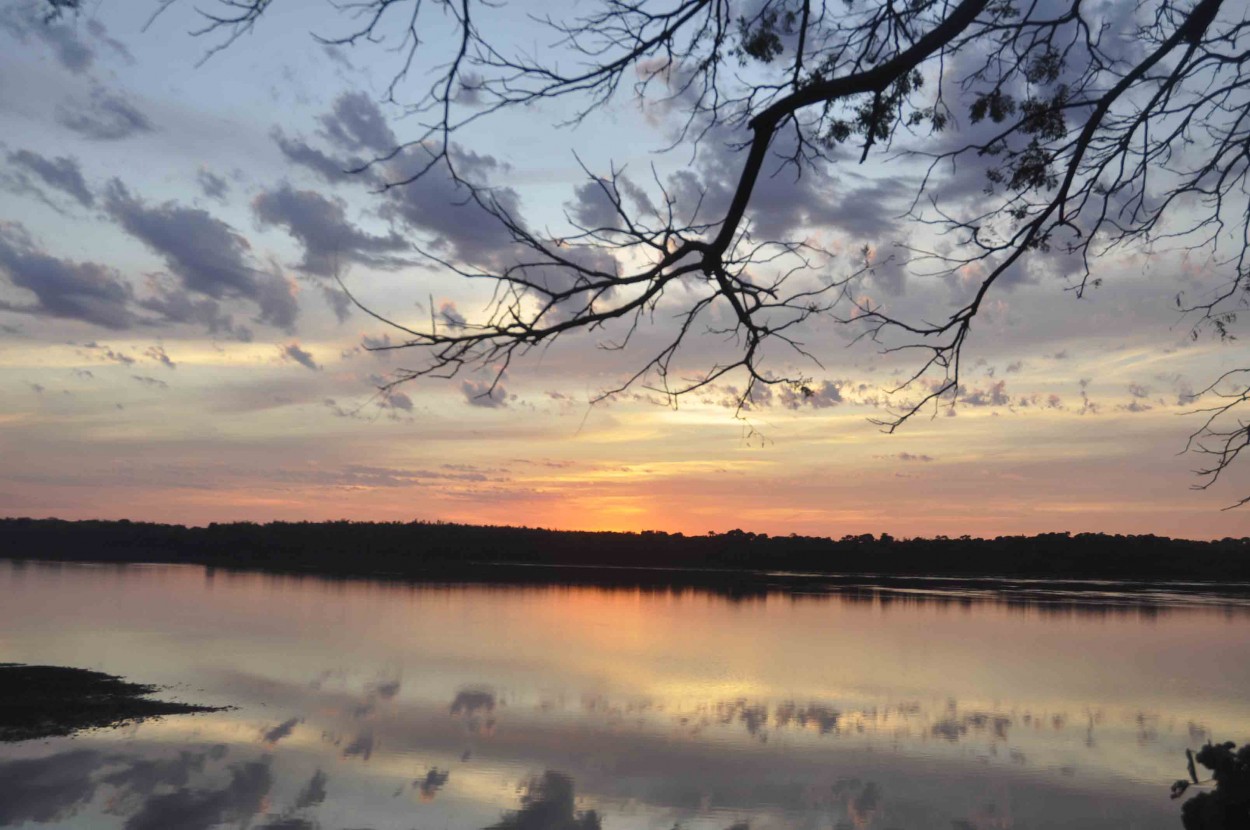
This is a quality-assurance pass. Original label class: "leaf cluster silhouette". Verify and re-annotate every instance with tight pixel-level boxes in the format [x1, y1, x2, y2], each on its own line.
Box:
[1175, 742, 1250, 830]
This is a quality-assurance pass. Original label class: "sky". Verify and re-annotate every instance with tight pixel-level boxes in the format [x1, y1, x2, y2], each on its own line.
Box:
[1, 0, 1248, 539]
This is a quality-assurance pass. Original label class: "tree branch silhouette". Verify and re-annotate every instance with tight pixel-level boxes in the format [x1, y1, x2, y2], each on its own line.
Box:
[77, 0, 1250, 500]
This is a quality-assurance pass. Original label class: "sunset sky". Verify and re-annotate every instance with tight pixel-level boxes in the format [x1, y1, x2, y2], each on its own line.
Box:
[2, 0, 1248, 539]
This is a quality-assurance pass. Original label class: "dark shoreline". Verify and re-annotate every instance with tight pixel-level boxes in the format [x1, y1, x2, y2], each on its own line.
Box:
[4, 517, 1250, 608]
[0, 664, 226, 743]
[5, 515, 1250, 578]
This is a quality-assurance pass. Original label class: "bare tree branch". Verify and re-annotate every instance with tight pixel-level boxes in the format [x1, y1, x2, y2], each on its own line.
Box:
[88, 0, 1250, 503]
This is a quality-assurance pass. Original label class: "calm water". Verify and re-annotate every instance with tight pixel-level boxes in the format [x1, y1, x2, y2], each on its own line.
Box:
[2, 560, 1249, 830]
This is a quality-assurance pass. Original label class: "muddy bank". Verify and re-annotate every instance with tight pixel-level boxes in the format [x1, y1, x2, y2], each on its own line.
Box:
[0, 664, 226, 742]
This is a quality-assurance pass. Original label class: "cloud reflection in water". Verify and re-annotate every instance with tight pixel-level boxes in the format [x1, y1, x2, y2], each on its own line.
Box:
[3, 564, 1245, 829]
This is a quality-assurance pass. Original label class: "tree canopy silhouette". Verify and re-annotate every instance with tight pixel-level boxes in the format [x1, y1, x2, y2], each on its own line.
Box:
[48, 0, 1250, 499]
[1173, 741, 1250, 829]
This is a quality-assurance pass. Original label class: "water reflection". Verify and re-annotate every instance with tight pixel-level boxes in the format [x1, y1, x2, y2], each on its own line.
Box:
[125, 759, 271, 830]
[486, 771, 601, 830]
[0, 679, 1209, 830]
[0, 741, 602, 830]
[0, 746, 264, 829]
[2, 560, 1249, 829]
[295, 769, 328, 809]
[453, 688, 499, 720]
[196, 563, 1250, 619]
[263, 718, 301, 744]
[0, 751, 110, 824]
[341, 732, 374, 761]
[417, 767, 450, 800]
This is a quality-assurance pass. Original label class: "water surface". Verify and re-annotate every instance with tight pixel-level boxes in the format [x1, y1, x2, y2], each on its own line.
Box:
[2, 560, 1248, 829]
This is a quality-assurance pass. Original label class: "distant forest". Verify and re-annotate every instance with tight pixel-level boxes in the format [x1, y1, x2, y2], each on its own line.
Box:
[3, 517, 1249, 584]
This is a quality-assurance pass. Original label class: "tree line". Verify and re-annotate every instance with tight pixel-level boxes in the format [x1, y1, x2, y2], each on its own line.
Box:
[3, 517, 1248, 583]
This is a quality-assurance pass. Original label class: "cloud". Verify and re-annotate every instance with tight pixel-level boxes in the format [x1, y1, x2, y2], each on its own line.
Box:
[814, 178, 913, 240]
[57, 87, 154, 141]
[104, 180, 298, 330]
[377, 145, 521, 267]
[318, 92, 397, 156]
[903, 3, 1143, 256]
[379, 390, 414, 412]
[253, 463, 497, 486]
[778, 380, 844, 409]
[272, 129, 360, 183]
[566, 175, 656, 230]
[144, 344, 176, 369]
[131, 375, 169, 389]
[321, 42, 354, 70]
[279, 95, 521, 268]
[280, 342, 320, 371]
[654, 126, 910, 288]
[522, 246, 621, 322]
[6, 150, 93, 207]
[0, 222, 136, 328]
[361, 332, 392, 350]
[959, 380, 1010, 407]
[568, 178, 624, 230]
[79, 341, 136, 364]
[197, 168, 230, 202]
[461, 379, 508, 408]
[252, 183, 410, 276]
[0, 7, 132, 74]
[137, 280, 252, 342]
[438, 301, 466, 329]
[579, 131, 915, 310]
[316, 284, 354, 321]
[1166, 375, 1197, 406]
[83, 18, 133, 63]
[0, 4, 93, 73]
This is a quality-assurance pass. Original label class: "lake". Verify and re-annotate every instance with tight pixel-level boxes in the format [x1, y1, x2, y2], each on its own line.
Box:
[2, 559, 1248, 829]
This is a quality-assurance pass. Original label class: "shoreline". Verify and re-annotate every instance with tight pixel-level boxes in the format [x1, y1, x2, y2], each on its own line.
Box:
[0, 664, 226, 743]
[4, 516, 1250, 585]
